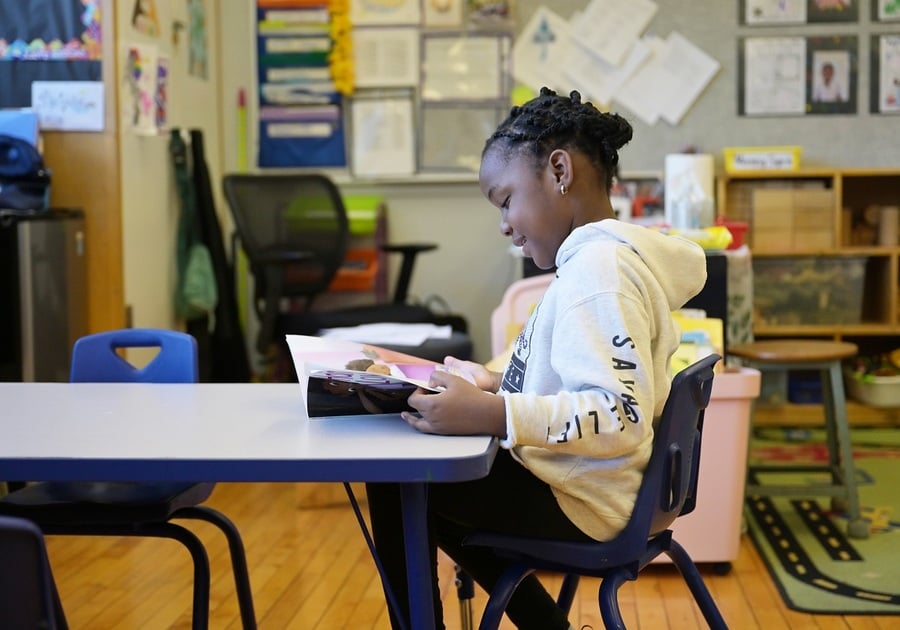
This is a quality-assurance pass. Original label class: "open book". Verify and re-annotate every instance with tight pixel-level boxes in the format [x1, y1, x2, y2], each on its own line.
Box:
[286, 334, 445, 417]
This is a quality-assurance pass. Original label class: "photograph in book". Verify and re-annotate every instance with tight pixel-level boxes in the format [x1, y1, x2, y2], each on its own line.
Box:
[286, 334, 450, 417]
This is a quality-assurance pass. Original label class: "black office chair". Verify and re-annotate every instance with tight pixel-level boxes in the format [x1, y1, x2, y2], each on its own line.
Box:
[222, 173, 471, 364]
[0, 516, 68, 629]
[456, 354, 727, 630]
[0, 329, 256, 629]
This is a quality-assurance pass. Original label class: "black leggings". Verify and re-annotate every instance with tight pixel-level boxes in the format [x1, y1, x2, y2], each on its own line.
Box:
[365, 449, 594, 630]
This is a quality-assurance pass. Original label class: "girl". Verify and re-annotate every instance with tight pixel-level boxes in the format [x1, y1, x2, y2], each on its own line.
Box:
[366, 87, 707, 630]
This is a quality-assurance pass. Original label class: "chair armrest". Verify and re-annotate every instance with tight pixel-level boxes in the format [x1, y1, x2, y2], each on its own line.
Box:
[380, 243, 437, 304]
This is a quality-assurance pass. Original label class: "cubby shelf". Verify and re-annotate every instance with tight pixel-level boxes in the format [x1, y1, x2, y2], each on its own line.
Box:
[717, 168, 900, 343]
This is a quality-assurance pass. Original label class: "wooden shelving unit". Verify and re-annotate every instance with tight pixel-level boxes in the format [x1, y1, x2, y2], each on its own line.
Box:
[717, 168, 900, 425]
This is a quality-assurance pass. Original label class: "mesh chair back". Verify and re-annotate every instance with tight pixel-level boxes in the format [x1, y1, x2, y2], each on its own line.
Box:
[0, 516, 64, 629]
[223, 173, 349, 300]
[70, 328, 198, 383]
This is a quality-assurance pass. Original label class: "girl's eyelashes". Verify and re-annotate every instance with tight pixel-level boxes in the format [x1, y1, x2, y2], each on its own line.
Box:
[501, 196, 510, 210]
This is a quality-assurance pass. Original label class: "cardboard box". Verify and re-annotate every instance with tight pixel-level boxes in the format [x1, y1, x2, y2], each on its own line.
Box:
[750, 188, 834, 252]
[752, 228, 793, 253]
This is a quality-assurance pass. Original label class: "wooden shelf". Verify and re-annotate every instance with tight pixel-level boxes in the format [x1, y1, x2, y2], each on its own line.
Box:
[716, 168, 900, 427]
[717, 168, 900, 343]
[753, 401, 899, 428]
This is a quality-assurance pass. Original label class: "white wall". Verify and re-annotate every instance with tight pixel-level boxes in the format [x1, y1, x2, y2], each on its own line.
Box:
[118, 0, 224, 331]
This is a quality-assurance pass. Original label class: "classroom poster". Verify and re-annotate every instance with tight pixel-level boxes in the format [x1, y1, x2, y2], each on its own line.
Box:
[188, 0, 208, 79]
[0, 0, 102, 108]
[131, 0, 161, 37]
[256, 0, 346, 167]
[30, 81, 105, 131]
[123, 42, 160, 135]
[351, 0, 421, 25]
[872, 34, 900, 113]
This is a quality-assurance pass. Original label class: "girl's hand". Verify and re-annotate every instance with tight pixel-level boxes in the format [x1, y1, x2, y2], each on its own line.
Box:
[439, 356, 502, 393]
[401, 369, 506, 437]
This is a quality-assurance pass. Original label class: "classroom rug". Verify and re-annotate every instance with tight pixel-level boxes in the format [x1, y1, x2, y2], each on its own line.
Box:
[745, 427, 900, 615]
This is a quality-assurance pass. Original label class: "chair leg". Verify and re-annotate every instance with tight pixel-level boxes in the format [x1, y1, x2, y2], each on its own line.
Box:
[460, 568, 579, 630]
[136, 522, 211, 630]
[665, 540, 728, 630]
[47, 559, 69, 630]
[176, 506, 257, 629]
[477, 565, 535, 630]
[598, 568, 632, 630]
[455, 564, 475, 630]
[556, 574, 581, 615]
[42, 522, 211, 629]
[824, 362, 869, 539]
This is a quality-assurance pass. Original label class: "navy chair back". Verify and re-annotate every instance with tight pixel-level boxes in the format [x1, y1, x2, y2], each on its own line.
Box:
[0, 516, 66, 629]
[70, 328, 198, 383]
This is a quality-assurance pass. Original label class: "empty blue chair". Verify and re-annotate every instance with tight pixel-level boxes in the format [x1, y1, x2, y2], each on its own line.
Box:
[0, 328, 256, 629]
[68, 327, 199, 383]
[457, 354, 727, 630]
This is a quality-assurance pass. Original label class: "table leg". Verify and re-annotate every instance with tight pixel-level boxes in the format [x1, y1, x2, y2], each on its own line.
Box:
[399, 482, 435, 630]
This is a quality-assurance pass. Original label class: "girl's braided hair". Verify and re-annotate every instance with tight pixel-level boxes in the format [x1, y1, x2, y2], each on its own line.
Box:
[483, 87, 633, 192]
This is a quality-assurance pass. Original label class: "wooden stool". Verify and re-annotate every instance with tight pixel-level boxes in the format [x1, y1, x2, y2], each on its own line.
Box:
[729, 340, 869, 539]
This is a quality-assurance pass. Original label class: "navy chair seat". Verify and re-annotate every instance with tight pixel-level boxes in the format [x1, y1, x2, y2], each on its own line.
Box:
[0, 481, 214, 522]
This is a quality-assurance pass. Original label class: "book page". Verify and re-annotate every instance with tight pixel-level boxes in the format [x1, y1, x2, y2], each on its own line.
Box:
[286, 335, 440, 417]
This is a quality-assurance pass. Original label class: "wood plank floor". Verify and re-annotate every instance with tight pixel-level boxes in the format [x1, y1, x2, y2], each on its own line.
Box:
[44, 482, 896, 629]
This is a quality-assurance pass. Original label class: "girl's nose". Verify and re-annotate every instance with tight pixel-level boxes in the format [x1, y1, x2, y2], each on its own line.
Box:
[499, 218, 512, 236]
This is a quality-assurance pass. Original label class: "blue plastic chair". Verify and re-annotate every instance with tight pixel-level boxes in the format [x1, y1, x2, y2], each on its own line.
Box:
[457, 354, 727, 630]
[68, 327, 199, 383]
[0, 516, 67, 629]
[0, 329, 256, 629]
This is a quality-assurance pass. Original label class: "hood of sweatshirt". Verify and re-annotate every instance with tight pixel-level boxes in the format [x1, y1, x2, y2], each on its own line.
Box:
[556, 219, 707, 311]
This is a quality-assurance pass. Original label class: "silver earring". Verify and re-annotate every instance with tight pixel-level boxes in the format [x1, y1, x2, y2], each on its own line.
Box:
[560, 183, 568, 196]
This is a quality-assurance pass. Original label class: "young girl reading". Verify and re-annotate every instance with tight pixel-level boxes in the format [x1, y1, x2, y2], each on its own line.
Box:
[366, 87, 708, 630]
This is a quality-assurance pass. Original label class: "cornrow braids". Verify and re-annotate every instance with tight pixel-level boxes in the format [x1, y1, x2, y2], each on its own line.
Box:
[483, 87, 633, 191]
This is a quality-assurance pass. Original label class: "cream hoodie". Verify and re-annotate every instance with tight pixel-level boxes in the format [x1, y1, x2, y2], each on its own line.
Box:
[499, 219, 707, 541]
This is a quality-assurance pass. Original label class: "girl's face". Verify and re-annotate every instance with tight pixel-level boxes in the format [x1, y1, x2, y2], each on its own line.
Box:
[479, 147, 571, 269]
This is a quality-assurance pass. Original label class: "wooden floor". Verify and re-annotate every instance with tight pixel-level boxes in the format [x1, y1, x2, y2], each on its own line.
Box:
[45, 482, 895, 629]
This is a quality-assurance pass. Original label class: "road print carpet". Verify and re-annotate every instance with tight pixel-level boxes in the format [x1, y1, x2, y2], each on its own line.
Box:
[745, 428, 900, 615]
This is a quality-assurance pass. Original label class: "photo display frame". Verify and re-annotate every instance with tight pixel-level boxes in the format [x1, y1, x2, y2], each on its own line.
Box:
[741, 0, 860, 25]
[870, 33, 900, 113]
[873, 0, 900, 22]
[349, 89, 418, 177]
[738, 35, 858, 115]
[418, 103, 505, 172]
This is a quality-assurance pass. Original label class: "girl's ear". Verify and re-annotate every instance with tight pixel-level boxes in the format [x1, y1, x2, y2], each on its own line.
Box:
[548, 149, 573, 188]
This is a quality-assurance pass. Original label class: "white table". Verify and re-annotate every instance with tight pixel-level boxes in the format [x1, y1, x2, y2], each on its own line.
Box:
[0, 382, 498, 630]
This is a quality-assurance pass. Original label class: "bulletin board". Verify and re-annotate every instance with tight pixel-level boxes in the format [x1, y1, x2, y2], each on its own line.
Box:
[252, 0, 513, 172]
[0, 0, 102, 108]
[509, 0, 900, 173]
[251, 0, 900, 176]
